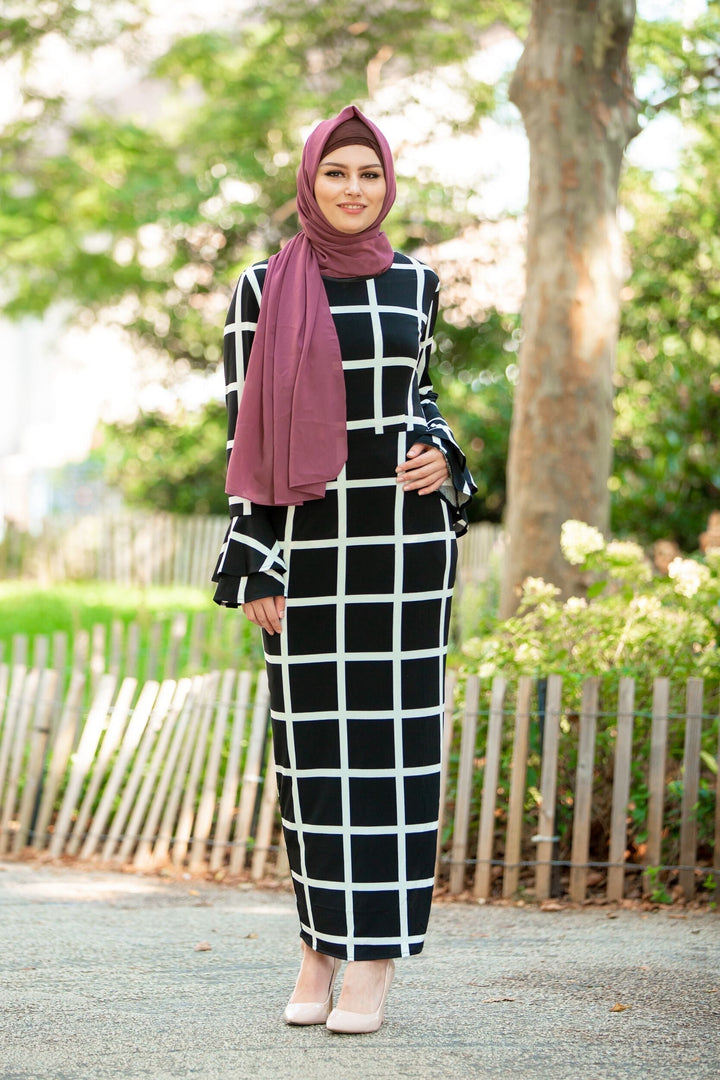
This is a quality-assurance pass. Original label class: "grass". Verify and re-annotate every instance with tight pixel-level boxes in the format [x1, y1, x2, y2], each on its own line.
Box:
[0, 581, 210, 637]
[0, 580, 262, 676]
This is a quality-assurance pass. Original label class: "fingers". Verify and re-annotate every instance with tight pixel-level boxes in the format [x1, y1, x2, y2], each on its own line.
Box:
[396, 443, 449, 495]
[242, 594, 286, 635]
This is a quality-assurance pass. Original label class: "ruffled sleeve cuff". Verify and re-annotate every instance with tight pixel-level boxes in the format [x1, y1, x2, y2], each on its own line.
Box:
[413, 428, 478, 538]
[212, 515, 286, 608]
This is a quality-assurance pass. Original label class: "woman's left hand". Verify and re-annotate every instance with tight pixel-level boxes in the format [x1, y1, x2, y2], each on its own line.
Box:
[396, 443, 449, 495]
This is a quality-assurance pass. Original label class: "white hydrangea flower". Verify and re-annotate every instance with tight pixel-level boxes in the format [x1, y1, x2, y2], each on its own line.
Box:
[564, 596, 588, 612]
[561, 520, 606, 565]
[522, 577, 561, 602]
[668, 557, 711, 598]
[630, 595, 663, 616]
[606, 539, 645, 563]
[514, 642, 542, 665]
[606, 539, 652, 582]
[703, 547, 720, 574]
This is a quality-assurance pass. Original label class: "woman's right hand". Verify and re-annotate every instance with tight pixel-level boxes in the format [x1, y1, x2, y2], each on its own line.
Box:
[242, 594, 286, 635]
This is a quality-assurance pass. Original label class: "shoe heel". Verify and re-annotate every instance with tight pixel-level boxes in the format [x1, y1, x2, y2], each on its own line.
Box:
[284, 956, 342, 1026]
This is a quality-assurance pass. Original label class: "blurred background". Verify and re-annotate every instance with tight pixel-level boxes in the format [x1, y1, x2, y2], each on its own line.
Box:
[1, 0, 719, 899]
[0, 0, 718, 614]
[0, 0, 715, 528]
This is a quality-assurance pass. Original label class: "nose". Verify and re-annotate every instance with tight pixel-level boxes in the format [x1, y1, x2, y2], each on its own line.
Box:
[344, 174, 361, 195]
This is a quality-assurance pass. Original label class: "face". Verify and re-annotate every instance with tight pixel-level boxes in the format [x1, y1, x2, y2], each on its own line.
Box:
[314, 143, 387, 234]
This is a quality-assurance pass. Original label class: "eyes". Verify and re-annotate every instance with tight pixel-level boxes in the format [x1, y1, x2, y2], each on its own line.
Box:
[320, 169, 383, 181]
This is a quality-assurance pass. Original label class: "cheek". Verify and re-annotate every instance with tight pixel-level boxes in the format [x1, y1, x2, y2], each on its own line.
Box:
[314, 179, 335, 210]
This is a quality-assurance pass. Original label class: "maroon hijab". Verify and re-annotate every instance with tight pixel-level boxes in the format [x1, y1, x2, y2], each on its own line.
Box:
[225, 105, 397, 506]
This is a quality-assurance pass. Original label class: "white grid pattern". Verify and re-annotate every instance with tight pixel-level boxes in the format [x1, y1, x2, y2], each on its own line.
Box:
[212, 254, 475, 959]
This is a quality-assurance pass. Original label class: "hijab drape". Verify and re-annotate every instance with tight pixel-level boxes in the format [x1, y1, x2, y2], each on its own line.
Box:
[225, 104, 397, 506]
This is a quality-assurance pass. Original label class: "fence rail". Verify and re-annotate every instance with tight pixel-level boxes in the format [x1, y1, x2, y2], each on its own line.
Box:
[1, 663, 717, 901]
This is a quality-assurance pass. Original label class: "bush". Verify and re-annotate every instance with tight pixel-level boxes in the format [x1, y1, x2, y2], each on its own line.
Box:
[459, 522, 720, 883]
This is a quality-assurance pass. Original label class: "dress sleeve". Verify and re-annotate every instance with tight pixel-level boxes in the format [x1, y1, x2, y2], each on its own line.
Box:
[414, 272, 478, 537]
[211, 265, 286, 608]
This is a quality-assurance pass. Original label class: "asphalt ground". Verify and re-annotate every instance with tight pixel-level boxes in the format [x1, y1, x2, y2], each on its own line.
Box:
[0, 859, 718, 1080]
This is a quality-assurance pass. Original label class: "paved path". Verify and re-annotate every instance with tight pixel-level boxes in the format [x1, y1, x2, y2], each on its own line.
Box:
[1, 860, 718, 1080]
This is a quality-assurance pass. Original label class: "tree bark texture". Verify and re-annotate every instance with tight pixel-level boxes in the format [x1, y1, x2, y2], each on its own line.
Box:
[501, 0, 640, 615]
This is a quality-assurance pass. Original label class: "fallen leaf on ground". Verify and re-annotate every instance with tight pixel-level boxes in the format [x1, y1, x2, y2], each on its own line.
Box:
[245, 931, 258, 939]
[483, 997, 516, 1003]
[194, 941, 212, 952]
[540, 900, 563, 911]
[610, 1002, 631, 1012]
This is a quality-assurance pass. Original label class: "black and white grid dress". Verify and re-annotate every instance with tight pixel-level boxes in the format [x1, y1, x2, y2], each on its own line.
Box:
[213, 251, 475, 960]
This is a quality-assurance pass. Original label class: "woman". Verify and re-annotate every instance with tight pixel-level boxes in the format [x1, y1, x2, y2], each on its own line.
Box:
[212, 104, 475, 1034]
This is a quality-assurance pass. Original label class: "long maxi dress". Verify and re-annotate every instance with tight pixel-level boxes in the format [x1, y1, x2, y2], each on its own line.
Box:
[212, 251, 476, 961]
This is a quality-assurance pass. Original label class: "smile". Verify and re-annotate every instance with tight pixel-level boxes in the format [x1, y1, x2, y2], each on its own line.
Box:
[338, 203, 366, 210]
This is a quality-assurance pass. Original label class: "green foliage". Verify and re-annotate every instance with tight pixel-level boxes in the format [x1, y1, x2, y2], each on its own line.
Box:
[0, 1, 526, 370]
[93, 308, 516, 522]
[458, 520, 719, 882]
[97, 402, 228, 515]
[630, 4, 720, 124]
[435, 307, 518, 523]
[644, 865, 672, 904]
[0, 1, 147, 62]
[464, 519, 720, 694]
[3, 2, 720, 540]
[613, 121, 720, 550]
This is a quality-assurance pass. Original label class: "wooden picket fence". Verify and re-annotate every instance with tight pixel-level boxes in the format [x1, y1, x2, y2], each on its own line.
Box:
[1, 612, 254, 691]
[1, 512, 502, 591]
[444, 673, 719, 902]
[1, 662, 717, 901]
[0, 665, 284, 880]
[18, 512, 229, 589]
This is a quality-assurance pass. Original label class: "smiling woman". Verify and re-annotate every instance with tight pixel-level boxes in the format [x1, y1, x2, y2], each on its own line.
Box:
[313, 145, 387, 235]
[211, 104, 476, 1035]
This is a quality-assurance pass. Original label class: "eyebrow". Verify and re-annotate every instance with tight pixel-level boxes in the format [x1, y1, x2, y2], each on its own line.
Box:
[320, 160, 384, 169]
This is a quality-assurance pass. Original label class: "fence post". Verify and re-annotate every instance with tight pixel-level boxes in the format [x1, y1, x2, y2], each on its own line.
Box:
[607, 677, 635, 902]
[49, 674, 118, 857]
[679, 678, 703, 900]
[644, 677, 670, 896]
[230, 670, 271, 874]
[534, 674, 563, 901]
[502, 676, 533, 899]
[448, 674, 480, 895]
[210, 670, 253, 873]
[569, 677, 599, 903]
[13, 669, 58, 852]
[474, 676, 507, 899]
[33, 671, 86, 848]
[189, 669, 234, 872]
[0, 668, 40, 854]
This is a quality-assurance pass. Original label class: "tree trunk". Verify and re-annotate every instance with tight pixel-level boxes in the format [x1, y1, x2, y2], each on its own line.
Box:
[500, 0, 640, 615]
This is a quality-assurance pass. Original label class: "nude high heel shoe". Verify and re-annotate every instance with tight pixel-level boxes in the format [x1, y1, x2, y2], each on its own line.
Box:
[283, 955, 342, 1026]
[326, 959, 394, 1034]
